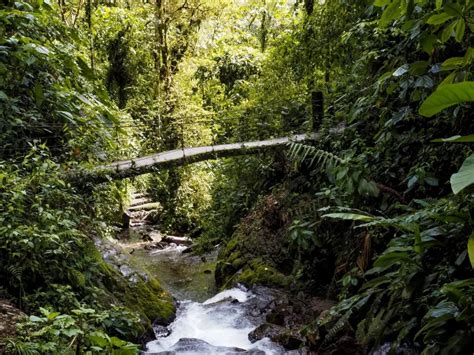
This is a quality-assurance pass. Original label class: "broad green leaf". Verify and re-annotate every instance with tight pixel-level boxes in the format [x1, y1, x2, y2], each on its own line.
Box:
[378, 71, 393, 82]
[374, 0, 391, 6]
[421, 34, 437, 55]
[406, 0, 414, 17]
[110, 337, 127, 347]
[441, 21, 456, 42]
[34, 45, 49, 55]
[408, 175, 418, 189]
[62, 328, 82, 337]
[444, 3, 462, 17]
[426, 12, 453, 25]
[57, 110, 75, 122]
[47, 311, 60, 320]
[374, 251, 412, 268]
[425, 176, 439, 186]
[454, 18, 465, 42]
[438, 71, 457, 87]
[451, 153, 474, 194]
[414, 75, 434, 88]
[34, 81, 44, 106]
[361, 275, 391, 289]
[468, 233, 474, 269]
[322, 213, 374, 221]
[432, 134, 474, 143]
[76, 93, 93, 106]
[427, 301, 458, 318]
[379, 0, 401, 27]
[419, 82, 474, 117]
[89, 335, 108, 347]
[465, 47, 474, 63]
[409, 61, 428, 75]
[393, 64, 409, 76]
[441, 57, 464, 70]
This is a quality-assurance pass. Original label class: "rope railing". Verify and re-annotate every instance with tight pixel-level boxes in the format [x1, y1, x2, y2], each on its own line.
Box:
[1, 110, 313, 164]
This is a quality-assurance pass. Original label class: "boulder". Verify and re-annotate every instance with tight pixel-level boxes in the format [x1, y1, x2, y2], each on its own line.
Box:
[249, 323, 304, 350]
[145, 338, 264, 355]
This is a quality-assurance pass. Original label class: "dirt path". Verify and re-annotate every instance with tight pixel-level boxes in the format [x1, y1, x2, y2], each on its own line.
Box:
[0, 300, 25, 353]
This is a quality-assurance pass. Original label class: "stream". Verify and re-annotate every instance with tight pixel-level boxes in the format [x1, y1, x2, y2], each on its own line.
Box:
[127, 240, 285, 354]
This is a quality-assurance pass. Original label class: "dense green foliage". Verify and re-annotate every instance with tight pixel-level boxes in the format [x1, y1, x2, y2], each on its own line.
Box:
[196, 0, 474, 353]
[1, 0, 473, 353]
[0, 1, 172, 353]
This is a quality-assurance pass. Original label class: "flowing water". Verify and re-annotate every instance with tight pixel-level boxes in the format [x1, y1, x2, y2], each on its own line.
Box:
[132, 244, 217, 302]
[131, 243, 284, 354]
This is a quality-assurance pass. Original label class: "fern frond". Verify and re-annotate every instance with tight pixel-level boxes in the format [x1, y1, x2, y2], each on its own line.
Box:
[7, 265, 22, 281]
[287, 142, 345, 170]
[323, 309, 352, 345]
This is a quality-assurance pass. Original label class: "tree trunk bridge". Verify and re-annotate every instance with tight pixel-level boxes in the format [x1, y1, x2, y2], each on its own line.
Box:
[76, 133, 321, 183]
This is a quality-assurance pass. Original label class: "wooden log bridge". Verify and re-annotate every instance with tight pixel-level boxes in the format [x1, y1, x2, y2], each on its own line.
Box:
[74, 132, 321, 183]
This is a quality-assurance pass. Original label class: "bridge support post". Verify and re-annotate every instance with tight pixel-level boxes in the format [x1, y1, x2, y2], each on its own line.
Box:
[311, 90, 323, 132]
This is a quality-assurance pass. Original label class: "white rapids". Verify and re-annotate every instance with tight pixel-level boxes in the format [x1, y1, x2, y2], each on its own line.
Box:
[145, 287, 284, 354]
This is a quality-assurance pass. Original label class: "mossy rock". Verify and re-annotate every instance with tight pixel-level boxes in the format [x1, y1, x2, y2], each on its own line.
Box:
[231, 258, 290, 288]
[112, 266, 175, 325]
[215, 181, 351, 295]
[217, 255, 290, 289]
[85, 243, 176, 335]
[215, 191, 295, 289]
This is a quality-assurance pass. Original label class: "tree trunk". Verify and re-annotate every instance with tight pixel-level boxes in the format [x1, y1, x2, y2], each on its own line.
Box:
[70, 132, 330, 183]
[304, 0, 314, 15]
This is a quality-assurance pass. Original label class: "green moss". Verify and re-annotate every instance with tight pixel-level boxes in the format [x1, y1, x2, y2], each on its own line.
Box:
[215, 190, 304, 289]
[123, 277, 175, 324]
[231, 257, 244, 269]
[236, 259, 290, 288]
[85, 242, 175, 328]
[223, 237, 240, 255]
[228, 251, 241, 263]
[71, 269, 86, 287]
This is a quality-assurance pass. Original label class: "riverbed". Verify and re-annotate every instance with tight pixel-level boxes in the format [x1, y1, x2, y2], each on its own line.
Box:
[122, 237, 285, 354]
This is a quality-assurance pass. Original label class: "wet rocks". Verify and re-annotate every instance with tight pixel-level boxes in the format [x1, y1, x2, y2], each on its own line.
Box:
[146, 338, 265, 355]
[241, 286, 336, 353]
[153, 324, 171, 338]
[245, 289, 307, 351]
[93, 237, 176, 337]
[249, 324, 304, 350]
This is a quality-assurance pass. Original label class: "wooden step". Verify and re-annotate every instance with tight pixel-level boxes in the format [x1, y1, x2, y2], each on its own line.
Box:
[128, 202, 162, 211]
[130, 197, 153, 207]
[131, 192, 149, 199]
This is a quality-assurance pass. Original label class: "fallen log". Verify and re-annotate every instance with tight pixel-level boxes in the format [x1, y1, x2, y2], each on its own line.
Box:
[69, 132, 324, 183]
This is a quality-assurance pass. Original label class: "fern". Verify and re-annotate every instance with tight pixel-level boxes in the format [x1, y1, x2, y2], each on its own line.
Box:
[287, 200, 320, 220]
[5, 340, 39, 355]
[287, 142, 345, 170]
[323, 309, 353, 345]
[7, 264, 22, 281]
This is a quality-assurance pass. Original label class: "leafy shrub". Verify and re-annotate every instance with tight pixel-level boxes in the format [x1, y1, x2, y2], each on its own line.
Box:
[5, 307, 139, 354]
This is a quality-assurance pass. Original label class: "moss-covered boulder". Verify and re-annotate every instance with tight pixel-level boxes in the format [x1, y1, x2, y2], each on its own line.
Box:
[214, 179, 351, 294]
[96, 261, 175, 325]
[215, 191, 295, 289]
[85, 242, 175, 341]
